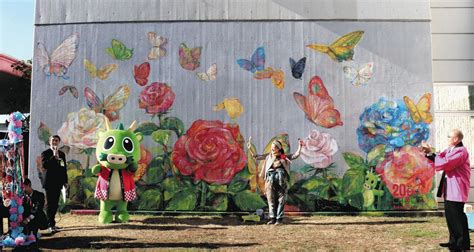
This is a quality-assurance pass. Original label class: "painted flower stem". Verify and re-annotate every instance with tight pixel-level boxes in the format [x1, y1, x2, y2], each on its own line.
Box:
[376, 182, 383, 210]
[157, 114, 163, 127]
[200, 181, 207, 208]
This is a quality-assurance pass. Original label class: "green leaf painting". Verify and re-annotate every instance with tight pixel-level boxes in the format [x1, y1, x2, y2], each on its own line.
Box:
[342, 152, 366, 170]
[160, 117, 185, 137]
[209, 194, 228, 211]
[342, 168, 366, 197]
[233, 190, 266, 211]
[134, 122, 160, 136]
[165, 189, 197, 211]
[138, 189, 162, 210]
[151, 129, 173, 146]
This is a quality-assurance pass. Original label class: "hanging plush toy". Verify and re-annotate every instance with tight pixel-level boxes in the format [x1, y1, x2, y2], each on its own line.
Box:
[92, 119, 142, 224]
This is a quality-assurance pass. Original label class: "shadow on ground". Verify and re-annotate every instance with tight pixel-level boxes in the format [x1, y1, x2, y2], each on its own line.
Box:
[54, 223, 227, 232]
[38, 236, 259, 250]
[288, 219, 429, 225]
[139, 216, 262, 226]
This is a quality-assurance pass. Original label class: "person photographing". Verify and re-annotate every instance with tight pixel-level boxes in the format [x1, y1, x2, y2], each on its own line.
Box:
[420, 129, 470, 250]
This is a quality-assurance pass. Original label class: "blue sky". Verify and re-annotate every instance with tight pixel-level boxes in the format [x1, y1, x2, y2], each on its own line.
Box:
[0, 0, 35, 60]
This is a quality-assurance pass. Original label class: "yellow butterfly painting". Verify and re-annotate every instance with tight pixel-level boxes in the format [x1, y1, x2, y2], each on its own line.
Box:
[403, 93, 432, 124]
[213, 97, 244, 120]
[247, 134, 290, 194]
[253, 67, 285, 89]
[306, 31, 364, 62]
[83, 59, 118, 80]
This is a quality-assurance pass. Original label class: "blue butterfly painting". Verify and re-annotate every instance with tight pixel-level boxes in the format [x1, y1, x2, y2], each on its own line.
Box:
[236, 47, 265, 73]
[289, 57, 306, 79]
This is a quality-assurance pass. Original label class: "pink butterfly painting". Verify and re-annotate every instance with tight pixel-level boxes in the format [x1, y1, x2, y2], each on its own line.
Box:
[293, 76, 343, 128]
[36, 33, 79, 79]
[178, 43, 202, 71]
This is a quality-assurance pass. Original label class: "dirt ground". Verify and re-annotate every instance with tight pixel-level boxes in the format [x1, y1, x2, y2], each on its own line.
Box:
[26, 213, 461, 250]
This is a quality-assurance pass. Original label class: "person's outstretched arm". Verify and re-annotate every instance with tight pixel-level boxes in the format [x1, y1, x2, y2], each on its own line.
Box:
[288, 139, 304, 160]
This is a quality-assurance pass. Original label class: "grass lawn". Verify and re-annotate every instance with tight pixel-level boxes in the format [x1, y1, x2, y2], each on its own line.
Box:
[31, 213, 461, 250]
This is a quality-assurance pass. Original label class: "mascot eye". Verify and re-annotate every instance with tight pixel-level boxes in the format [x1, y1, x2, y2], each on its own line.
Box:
[123, 137, 134, 153]
[104, 137, 115, 150]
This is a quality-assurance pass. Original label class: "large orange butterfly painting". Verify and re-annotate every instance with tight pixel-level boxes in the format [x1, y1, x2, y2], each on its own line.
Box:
[293, 76, 343, 128]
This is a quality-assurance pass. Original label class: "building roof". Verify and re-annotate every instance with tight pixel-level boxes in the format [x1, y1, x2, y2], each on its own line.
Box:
[0, 53, 24, 78]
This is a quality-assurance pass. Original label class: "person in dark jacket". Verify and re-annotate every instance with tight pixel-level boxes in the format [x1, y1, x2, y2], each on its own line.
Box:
[22, 178, 48, 236]
[41, 135, 68, 233]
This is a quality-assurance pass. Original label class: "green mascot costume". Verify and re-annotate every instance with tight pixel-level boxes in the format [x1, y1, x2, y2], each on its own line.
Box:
[92, 119, 142, 224]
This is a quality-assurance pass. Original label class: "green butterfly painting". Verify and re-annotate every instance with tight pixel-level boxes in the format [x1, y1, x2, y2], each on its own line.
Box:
[106, 39, 133, 61]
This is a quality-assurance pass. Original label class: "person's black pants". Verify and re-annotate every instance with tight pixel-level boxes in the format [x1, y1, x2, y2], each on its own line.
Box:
[445, 200, 470, 249]
[46, 187, 61, 228]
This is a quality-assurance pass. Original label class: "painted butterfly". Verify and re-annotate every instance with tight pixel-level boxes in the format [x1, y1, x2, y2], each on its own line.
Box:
[197, 63, 217, 81]
[36, 33, 79, 79]
[106, 39, 133, 61]
[178, 43, 202, 71]
[134, 62, 150, 86]
[307, 31, 364, 62]
[289, 57, 306, 79]
[403, 93, 432, 124]
[236, 47, 265, 73]
[213, 97, 244, 120]
[58, 85, 78, 99]
[293, 76, 343, 128]
[83, 59, 117, 80]
[343, 62, 374, 86]
[253, 67, 285, 89]
[84, 85, 130, 122]
[147, 32, 167, 60]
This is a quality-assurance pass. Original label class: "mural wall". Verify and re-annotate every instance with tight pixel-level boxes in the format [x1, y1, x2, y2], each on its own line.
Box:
[30, 21, 435, 212]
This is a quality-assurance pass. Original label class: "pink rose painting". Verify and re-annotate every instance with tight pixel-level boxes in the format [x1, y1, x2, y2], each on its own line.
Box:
[139, 82, 175, 115]
[301, 129, 338, 168]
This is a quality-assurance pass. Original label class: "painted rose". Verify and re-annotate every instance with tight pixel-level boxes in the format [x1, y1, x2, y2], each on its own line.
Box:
[58, 108, 107, 149]
[172, 120, 246, 184]
[376, 145, 435, 199]
[300, 129, 338, 168]
[357, 97, 430, 153]
[139, 82, 175, 115]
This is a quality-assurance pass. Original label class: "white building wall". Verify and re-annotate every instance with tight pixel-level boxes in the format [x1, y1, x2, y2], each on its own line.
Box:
[431, 0, 474, 202]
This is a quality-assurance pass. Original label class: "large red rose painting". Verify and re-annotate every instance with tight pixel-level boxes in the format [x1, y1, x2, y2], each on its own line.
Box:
[172, 120, 247, 184]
